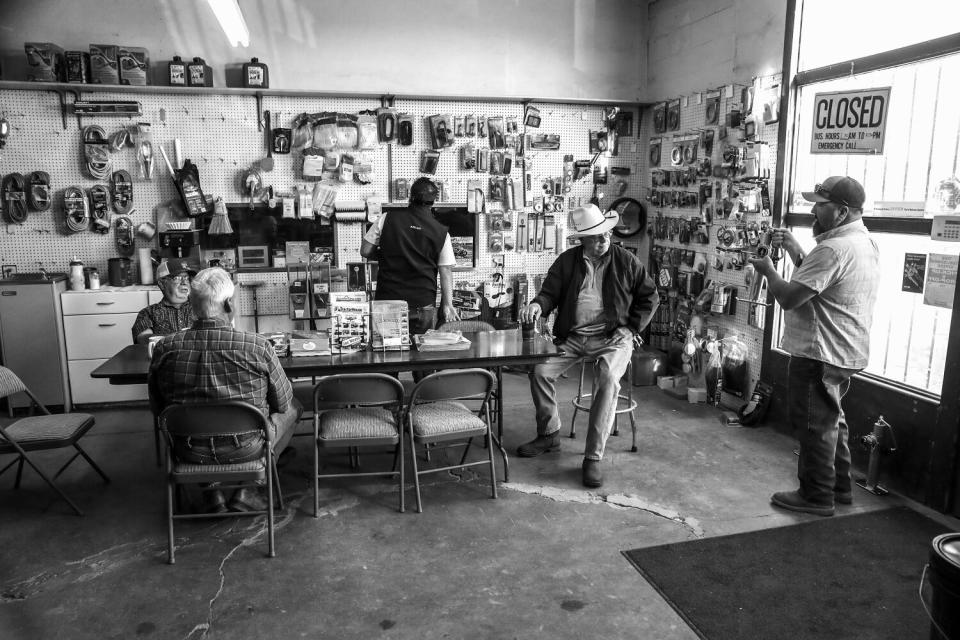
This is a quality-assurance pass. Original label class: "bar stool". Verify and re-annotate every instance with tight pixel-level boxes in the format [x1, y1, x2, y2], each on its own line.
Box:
[568, 358, 638, 452]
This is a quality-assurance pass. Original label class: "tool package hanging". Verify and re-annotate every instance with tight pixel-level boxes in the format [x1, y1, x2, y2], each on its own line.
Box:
[172, 159, 210, 218]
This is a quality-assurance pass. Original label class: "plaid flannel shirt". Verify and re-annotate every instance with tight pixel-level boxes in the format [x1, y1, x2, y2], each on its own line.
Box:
[148, 318, 293, 419]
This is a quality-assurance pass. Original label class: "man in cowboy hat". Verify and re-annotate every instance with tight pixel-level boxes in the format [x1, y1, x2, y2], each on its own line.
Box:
[517, 204, 659, 487]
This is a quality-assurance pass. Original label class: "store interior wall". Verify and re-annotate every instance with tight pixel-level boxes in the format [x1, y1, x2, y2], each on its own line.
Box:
[0, 0, 646, 101]
[645, 0, 786, 100]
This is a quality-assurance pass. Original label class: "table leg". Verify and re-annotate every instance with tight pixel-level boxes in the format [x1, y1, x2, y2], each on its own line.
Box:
[496, 366, 504, 442]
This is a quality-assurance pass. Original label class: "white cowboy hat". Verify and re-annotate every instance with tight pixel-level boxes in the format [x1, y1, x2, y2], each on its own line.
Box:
[567, 203, 619, 237]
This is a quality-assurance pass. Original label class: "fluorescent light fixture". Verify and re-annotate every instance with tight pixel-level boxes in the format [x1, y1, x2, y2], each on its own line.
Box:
[206, 0, 250, 47]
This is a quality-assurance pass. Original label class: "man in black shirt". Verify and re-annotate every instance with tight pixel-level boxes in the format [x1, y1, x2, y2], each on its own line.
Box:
[360, 177, 459, 338]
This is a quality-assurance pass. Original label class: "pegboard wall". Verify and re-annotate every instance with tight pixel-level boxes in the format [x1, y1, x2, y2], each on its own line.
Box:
[641, 74, 781, 401]
[0, 86, 647, 330]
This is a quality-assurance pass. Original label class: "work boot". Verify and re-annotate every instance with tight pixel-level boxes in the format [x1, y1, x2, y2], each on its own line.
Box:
[228, 487, 269, 512]
[582, 459, 603, 488]
[516, 432, 560, 457]
[771, 490, 834, 517]
[203, 488, 228, 514]
[834, 489, 853, 505]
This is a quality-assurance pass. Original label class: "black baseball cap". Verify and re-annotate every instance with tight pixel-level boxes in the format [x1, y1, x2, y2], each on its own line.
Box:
[156, 259, 198, 280]
[410, 177, 439, 205]
[802, 176, 866, 209]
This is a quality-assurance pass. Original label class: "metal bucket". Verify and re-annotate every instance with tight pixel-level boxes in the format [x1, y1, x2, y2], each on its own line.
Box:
[107, 257, 132, 286]
[922, 533, 960, 639]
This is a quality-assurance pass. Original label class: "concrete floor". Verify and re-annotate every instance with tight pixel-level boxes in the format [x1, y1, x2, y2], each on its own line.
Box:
[1, 371, 956, 639]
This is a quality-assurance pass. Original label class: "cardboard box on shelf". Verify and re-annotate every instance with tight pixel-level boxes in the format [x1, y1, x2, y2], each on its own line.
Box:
[25, 43, 65, 82]
[118, 46, 149, 85]
[89, 44, 119, 84]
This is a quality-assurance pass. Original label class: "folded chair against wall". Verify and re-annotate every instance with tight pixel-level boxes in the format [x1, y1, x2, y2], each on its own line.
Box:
[0, 366, 109, 516]
[158, 401, 280, 564]
[405, 368, 498, 513]
[312, 373, 406, 515]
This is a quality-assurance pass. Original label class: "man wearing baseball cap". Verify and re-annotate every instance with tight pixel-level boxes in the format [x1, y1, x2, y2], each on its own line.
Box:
[749, 176, 880, 516]
[131, 258, 198, 344]
[517, 204, 659, 488]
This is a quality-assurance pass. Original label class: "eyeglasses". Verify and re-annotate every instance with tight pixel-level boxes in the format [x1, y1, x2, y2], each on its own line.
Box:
[580, 231, 612, 243]
[163, 274, 192, 285]
[814, 183, 849, 207]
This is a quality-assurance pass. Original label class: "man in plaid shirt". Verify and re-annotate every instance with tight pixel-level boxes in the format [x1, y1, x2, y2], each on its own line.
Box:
[149, 267, 302, 513]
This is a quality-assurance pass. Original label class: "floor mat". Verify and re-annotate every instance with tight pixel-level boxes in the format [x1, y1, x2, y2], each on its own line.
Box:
[623, 506, 951, 640]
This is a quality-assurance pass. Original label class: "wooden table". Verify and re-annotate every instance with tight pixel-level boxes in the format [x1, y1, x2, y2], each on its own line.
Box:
[92, 331, 562, 479]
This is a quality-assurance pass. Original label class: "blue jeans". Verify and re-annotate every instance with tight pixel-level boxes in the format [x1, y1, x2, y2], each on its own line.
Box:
[788, 356, 856, 505]
[172, 399, 303, 466]
[528, 330, 634, 461]
[409, 305, 437, 383]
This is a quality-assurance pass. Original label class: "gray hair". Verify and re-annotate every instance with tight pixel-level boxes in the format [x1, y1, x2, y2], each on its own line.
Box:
[190, 267, 235, 319]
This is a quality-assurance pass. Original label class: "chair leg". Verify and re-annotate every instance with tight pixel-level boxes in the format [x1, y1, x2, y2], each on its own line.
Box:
[313, 441, 320, 519]
[271, 457, 284, 510]
[397, 439, 405, 514]
[485, 409, 497, 500]
[625, 369, 638, 451]
[17, 453, 83, 515]
[266, 457, 276, 558]
[71, 444, 111, 483]
[408, 426, 423, 513]
[14, 456, 24, 488]
[569, 362, 588, 439]
[167, 479, 176, 564]
[154, 416, 162, 467]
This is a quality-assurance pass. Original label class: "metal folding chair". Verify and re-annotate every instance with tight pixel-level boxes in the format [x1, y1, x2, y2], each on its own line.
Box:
[405, 368, 498, 513]
[158, 401, 280, 564]
[0, 366, 109, 515]
[312, 373, 406, 514]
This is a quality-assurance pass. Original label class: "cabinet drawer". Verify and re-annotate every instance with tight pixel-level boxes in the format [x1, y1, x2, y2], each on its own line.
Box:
[68, 359, 148, 404]
[64, 313, 138, 359]
[61, 291, 148, 315]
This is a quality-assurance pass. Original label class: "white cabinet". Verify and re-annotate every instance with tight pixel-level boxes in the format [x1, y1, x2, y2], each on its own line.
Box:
[61, 288, 162, 405]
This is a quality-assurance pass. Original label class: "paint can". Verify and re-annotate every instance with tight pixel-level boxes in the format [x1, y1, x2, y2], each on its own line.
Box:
[924, 533, 960, 639]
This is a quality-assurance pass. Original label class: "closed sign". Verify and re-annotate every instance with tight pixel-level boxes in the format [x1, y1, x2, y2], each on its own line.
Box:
[810, 87, 890, 154]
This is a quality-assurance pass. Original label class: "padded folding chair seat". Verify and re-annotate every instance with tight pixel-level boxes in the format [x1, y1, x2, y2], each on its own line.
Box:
[172, 460, 266, 481]
[312, 373, 406, 515]
[159, 401, 280, 564]
[0, 365, 109, 516]
[0, 413, 95, 446]
[319, 407, 398, 441]
[410, 402, 487, 437]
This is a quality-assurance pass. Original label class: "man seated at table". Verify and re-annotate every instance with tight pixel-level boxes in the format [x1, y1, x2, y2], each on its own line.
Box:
[517, 204, 659, 488]
[148, 267, 302, 513]
[132, 259, 197, 345]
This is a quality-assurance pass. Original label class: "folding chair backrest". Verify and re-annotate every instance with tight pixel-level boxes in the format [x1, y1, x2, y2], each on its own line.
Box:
[313, 373, 404, 410]
[410, 369, 495, 404]
[160, 401, 269, 441]
[436, 320, 495, 333]
[0, 366, 28, 400]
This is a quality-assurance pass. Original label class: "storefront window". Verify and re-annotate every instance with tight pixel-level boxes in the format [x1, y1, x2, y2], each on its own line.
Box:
[774, 229, 956, 396]
[789, 52, 960, 218]
[797, 1, 960, 72]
